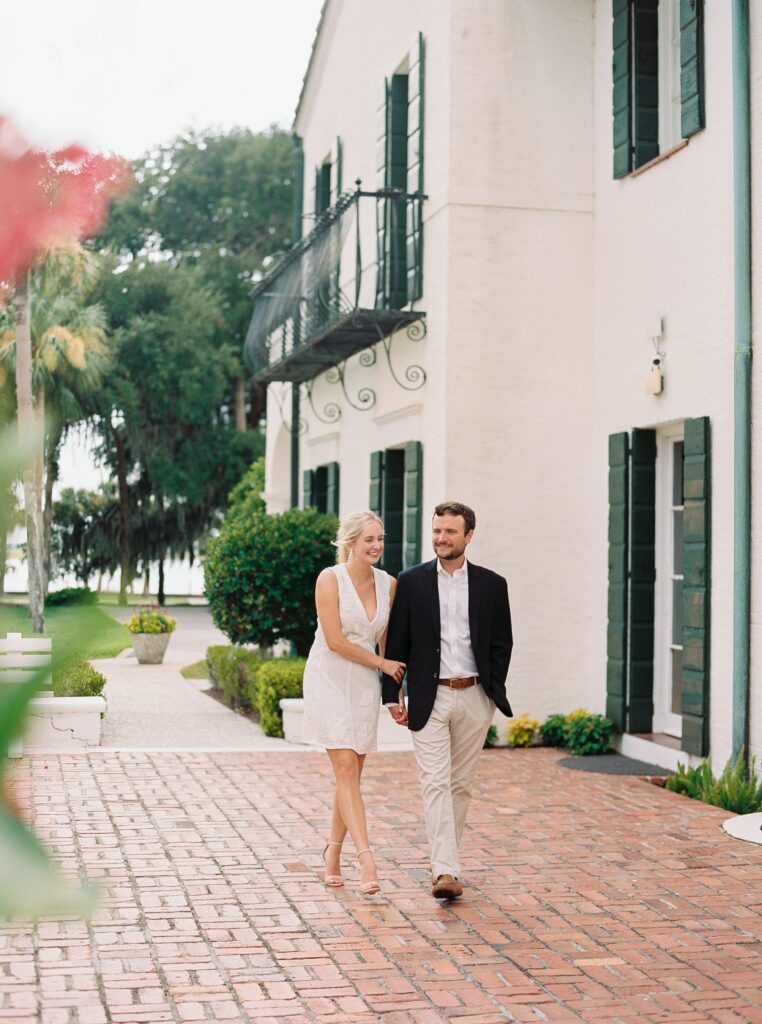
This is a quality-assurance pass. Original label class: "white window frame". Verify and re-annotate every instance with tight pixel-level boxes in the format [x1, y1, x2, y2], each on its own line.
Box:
[658, 0, 682, 152]
[653, 423, 685, 737]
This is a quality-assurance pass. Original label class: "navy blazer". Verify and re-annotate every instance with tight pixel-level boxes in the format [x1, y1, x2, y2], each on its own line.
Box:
[381, 558, 513, 731]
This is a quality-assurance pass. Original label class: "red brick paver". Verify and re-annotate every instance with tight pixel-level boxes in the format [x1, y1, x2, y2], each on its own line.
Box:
[3, 748, 762, 1024]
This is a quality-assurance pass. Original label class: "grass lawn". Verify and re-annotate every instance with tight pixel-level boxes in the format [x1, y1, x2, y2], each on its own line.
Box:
[180, 659, 208, 680]
[0, 603, 130, 681]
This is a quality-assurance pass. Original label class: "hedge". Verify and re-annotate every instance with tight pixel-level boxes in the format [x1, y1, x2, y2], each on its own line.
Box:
[54, 659, 106, 697]
[206, 645, 260, 709]
[206, 645, 306, 736]
[247, 658, 305, 738]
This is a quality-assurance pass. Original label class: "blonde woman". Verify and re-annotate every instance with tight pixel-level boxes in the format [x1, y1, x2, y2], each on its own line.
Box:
[302, 510, 405, 895]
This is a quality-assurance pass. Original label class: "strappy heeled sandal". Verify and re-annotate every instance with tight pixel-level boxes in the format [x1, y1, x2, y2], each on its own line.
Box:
[322, 841, 343, 887]
[357, 848, 380, 896]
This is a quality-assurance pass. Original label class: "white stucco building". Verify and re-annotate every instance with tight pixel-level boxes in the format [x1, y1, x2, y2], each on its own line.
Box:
[247, 0, 759, 772]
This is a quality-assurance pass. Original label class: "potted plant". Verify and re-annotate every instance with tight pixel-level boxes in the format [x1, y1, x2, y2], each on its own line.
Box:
[125, 607, 177, 664]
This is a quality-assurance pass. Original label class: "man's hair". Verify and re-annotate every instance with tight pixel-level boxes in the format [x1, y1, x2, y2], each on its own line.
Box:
[433, 501, 476, 534]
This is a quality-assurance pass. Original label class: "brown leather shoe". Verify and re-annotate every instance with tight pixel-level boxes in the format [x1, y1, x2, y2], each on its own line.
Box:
[432, 874, 463, 899]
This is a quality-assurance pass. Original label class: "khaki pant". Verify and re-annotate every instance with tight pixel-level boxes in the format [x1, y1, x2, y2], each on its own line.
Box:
[411, 683, 495, 878]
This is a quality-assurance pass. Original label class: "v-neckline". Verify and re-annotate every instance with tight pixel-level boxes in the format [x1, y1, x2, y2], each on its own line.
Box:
[342, 564, 378, 623]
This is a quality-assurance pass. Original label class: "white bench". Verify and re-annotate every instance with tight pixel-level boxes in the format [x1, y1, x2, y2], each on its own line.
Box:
[0, 632, 106, 754]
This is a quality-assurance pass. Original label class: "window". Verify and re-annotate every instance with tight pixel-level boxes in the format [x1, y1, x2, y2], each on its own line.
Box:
[376, 34, 425, 306]
[606, 419, 711, 755]
[612, 0, 705, 178]
[315, 160, 331, 216]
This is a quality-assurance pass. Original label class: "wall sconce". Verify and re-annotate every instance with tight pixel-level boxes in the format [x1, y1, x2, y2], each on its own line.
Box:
[645, 316, 665, 395]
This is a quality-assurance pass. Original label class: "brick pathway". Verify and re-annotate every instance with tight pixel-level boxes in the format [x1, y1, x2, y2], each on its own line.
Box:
[3, 748, 761, 1024]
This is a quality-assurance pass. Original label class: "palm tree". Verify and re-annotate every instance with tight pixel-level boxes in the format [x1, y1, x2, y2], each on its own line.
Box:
[0, 244, 110, 630]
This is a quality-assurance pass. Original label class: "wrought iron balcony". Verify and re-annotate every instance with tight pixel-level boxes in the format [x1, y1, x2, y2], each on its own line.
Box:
[244, 185, 426, 384]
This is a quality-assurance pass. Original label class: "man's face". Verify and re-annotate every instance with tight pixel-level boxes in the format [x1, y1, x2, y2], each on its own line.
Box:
[432, 513, 473, 561]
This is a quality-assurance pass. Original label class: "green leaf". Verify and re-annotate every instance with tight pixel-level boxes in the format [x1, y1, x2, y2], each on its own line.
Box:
[0, 808, 98, 919]
[0, 671, 48, 776]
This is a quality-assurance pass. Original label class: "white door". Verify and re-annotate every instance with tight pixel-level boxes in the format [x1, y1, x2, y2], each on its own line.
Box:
[653, 425, 684, 737]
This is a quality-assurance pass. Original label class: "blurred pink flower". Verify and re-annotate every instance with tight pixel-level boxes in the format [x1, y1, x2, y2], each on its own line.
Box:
[0, 116, 131, 285]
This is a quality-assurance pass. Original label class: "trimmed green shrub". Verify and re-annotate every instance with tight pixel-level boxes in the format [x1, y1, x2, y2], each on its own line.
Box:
[54, 659, 106, 697]
[507, 713, 540, 749]
[483, 725, 498, 749]
[46, 586, 97, 607]
[204, 507, 337, 655]
[666, 750, 762, 814]
[540, 713, 568, 748]
[206, 645, 261, 710]
[125, 608, 176, 634]
[564, 711, 613, 756]
[249, 659, 306, 737]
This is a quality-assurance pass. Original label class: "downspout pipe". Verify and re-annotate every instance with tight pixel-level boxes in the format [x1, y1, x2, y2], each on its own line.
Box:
[290, 134, 305, 509]
[732, 0, 752, 768]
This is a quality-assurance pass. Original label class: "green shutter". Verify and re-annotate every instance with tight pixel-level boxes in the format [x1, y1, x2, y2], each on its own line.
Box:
[375, 80, 390, 307]
[334, 137, 343, 199]
[406, 32, 424, 302]
[389, 75, 408, 308]
[369, 450, 384, 517]
[680, 0, 705, 139]
[607, 432, 629, 730]
[403, 441, 423, 569]
[383, 449, 405, 577]
[629, 429, 656, 733]
[681, 417, 711, 755]
[292, 135, 304, 244]
[326, 462, 340, 517]
[302, 469, 314, 510]
[612, 0, 632, 178]
[633, 0, 659, 169]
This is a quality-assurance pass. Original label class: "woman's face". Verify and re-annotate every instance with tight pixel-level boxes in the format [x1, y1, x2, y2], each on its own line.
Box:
[349, 523, 384, 565]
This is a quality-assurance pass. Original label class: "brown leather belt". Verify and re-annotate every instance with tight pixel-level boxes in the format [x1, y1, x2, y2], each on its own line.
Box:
[438, 676, 479, 689]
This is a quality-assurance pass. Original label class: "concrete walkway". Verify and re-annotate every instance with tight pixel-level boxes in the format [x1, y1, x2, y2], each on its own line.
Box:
[97, 605, 412, 752]
[97, 606, 302, 751]
[4, 747, 761, 1023]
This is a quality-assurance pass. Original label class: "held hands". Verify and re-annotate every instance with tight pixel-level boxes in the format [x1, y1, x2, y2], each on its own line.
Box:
[389, 696, 408, 727]
[380, 658, 406, 683]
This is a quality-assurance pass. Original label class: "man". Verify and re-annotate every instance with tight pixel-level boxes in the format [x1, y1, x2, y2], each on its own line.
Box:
[382, 501, 513, 900]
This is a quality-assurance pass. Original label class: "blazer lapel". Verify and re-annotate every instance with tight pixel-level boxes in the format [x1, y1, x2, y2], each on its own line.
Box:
[423, 559, 440, 640]
[468, 562, 481, 647]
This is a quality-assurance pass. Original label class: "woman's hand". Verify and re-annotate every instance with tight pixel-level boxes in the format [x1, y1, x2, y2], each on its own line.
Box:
[380, 658, 406, 682]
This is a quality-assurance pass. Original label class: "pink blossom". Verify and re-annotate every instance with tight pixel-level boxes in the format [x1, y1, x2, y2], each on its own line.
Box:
[0, 116, 131, 284]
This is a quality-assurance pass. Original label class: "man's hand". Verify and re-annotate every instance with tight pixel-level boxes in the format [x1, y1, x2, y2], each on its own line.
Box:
[389, 699, 408, 726]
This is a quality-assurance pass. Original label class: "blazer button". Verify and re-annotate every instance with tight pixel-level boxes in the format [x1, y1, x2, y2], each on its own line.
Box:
[433, 672, 438, 678]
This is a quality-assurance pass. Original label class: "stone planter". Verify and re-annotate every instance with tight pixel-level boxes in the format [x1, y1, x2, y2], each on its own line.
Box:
[280, 697, 305, 743]
[24, 694, 107, 752]
[131, 632, 172, 664]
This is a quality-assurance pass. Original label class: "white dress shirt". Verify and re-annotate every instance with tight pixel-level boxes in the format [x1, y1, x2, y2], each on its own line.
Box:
[437, 558, 478, 679]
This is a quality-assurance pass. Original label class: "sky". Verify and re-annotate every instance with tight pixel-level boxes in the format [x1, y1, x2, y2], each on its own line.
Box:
[0, 0, 324, 158]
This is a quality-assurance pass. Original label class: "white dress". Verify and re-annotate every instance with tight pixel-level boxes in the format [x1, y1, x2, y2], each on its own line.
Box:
[302, 563, 392, 753]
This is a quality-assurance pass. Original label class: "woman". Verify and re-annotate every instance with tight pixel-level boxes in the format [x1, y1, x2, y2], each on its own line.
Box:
[302, 510, 405, 895]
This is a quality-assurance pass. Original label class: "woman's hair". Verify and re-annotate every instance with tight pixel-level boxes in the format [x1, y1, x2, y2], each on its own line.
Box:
[333, 510, 384, 563]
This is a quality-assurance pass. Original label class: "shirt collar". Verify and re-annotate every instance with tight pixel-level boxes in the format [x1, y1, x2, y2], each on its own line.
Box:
[437, 557, 469, 580]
